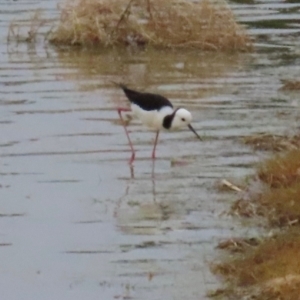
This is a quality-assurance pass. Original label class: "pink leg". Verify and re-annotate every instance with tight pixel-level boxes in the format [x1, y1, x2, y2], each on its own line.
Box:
[152, 131, 160, 159]
[117, 108, 135, 164]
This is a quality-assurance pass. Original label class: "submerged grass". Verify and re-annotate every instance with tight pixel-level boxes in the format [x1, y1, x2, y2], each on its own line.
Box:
[242, 133, 300, 152]
[49, 0, 253, 51]
[8, 10, 47, 44]
[280, 79, 300, 91]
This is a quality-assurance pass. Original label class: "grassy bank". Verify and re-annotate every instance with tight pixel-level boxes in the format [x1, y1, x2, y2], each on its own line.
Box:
[210, 139, 300, 299]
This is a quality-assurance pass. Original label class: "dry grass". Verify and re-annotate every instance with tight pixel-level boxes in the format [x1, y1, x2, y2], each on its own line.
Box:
[280, 79, 300, 91]
[216, 237, 260, 253]
[258, 149, 300, 188]
[49, 0, 253, 51]
[258, 182, 300, 227]
[211, 228, 300, 299]
[230, 150, 300, 226]
[213, 147, 300, 298]
[8, 10, 47, 44]
[232, 182, 300, 227]
[242, 133, 300, 152]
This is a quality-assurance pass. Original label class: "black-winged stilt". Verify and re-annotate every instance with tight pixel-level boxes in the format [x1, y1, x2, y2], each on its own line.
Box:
[115, 83, 202, 163]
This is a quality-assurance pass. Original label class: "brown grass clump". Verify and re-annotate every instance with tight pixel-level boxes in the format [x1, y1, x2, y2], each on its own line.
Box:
[211, 228, 300, 299]
[280, 79, 300, 91]
[258, 149, 300, 188]
[258, 182, 300, 227]
[49, 0, 253, 51]
[230, 150, 300, 226]
[242, 133, 300, 152]
[213, 138, 300, 298]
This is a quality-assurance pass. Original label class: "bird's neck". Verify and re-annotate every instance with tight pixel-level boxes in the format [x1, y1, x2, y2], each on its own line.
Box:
[162, 108, 179, 129]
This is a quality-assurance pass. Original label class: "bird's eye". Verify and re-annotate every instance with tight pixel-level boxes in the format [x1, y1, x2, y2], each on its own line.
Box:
[181, 118, 186, 122]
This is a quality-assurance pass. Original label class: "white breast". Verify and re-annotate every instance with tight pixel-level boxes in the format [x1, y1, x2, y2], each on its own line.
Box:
[131, 104, 173, 130]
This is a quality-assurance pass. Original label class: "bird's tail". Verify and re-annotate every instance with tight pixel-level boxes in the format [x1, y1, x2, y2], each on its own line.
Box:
[112, 81, 141, 103]
[111, 81, 128, 91]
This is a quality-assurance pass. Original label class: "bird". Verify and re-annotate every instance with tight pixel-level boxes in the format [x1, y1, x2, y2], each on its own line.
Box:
[114, 83, 202, 163]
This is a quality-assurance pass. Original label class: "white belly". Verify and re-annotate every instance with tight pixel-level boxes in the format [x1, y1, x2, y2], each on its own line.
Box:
[131, 104, 173, 130]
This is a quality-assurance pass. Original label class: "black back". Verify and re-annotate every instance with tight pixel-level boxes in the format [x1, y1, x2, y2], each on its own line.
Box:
[117, 83, 173, 111]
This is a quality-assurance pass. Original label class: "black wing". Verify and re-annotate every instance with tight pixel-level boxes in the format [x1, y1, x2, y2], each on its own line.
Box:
[116, 83, 173, 111]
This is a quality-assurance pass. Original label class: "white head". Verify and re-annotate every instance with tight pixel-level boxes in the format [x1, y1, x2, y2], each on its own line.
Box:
[171, 108, 193, 129]
[170, 108, 202, 140]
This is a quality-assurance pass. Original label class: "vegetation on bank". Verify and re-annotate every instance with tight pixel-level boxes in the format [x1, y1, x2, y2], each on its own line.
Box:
[210, 137, 300, 299]
[211, 228, 300, 299]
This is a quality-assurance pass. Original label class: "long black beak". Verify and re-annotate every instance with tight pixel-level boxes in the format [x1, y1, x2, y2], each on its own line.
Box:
[188, 124, 202, 141]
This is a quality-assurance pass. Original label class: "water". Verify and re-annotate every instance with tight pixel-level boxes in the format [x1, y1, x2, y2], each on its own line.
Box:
[1, 1, 300, 299]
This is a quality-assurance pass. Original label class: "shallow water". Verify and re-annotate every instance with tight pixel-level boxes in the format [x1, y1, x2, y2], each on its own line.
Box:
[1, 1, 300, 299]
